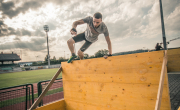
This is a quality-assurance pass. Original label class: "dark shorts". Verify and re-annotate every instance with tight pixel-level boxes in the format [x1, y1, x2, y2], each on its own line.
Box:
[72, 32, 92, 52]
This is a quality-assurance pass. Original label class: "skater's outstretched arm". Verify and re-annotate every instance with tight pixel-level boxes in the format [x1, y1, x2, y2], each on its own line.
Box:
[72, 19, 85, 28]
[105, 36, 112, 55]
[104, 36, 112, 59]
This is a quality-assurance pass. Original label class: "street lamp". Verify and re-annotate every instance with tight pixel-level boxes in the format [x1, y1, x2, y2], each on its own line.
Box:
[43, 25, 50, 68]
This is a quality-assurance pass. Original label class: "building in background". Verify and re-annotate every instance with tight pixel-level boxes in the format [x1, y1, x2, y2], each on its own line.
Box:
[0, 52, 21, 65]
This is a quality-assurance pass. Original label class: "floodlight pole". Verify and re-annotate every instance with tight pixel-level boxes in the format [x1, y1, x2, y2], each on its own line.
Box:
[159, 0, 167, 50]
[46, 32, 50, 68]
[44, 25, 50, 68]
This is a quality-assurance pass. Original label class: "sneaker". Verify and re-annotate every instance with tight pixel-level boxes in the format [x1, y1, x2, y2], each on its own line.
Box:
[67, 55, 77, 63]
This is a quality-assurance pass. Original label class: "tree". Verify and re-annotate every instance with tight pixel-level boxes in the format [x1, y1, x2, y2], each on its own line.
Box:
[32, 62, 37, 66]
[84, 53, 89, 59]
[95, 49, 108, 58]
[89, 55, 95, 59]
[59, 57, 64, 61]
[53, 56, 56, 61]
[58, 57, 67, 63]
[44, 54, 50, 62]
[44, 55, 48, 61]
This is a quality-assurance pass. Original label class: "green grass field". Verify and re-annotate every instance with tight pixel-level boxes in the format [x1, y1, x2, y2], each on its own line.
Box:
[0, 68, 62, 89]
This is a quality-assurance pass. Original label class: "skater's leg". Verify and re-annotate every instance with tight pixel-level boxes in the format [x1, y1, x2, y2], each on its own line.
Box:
[67, 38, 75, 55]
[67, 32, 85, 63]
[78, 50, 84, 60]
[78, 40, 92, 60]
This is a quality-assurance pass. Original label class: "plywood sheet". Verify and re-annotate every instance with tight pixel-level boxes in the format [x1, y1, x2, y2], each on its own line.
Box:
[62, 51, 171, 110]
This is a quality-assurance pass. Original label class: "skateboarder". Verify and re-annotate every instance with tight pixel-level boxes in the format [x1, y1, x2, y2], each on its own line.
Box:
[67, 12, 112, 63]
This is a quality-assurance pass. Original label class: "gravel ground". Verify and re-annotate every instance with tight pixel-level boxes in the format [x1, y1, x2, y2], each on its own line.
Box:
[168, 72, 180, 110]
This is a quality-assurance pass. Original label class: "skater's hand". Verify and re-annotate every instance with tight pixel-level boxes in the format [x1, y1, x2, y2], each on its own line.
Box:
[70, 28, 77, 35]
[104, 54, 112, 59]
[104, 55, 108, 59]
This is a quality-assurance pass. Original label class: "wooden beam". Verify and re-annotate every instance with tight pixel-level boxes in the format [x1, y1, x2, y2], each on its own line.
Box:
[155, 50, 167, 110]
[29, 67, 62, 110]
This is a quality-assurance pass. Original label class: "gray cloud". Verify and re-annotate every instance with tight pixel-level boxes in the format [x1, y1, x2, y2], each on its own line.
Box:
[0, 0, 69, 38]
[0, 24, 45, 37]
[1, 0, 70, 19]
[13, 37, 20, 41]
[49, 0, 70, 5]
[0, 20, 17, 37]
[0, 37, 47, 51]
[45, 21, 57, 31]
[104, 14, 144, 40]
[142, 6, 153, 15]
[34, 29, 45, 37]
[66, 12, 88, 20]
[21, 29, 31, 36]
[162, 0, 180, 16]
[20, 29, 45, 37]
[1, 1, 41, 19]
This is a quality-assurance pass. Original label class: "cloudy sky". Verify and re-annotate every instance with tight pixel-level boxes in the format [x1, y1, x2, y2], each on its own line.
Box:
[0, 0, 180, 62]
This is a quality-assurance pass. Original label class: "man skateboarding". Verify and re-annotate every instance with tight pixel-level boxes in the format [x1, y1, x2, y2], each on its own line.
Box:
[67, 12, 112, 63]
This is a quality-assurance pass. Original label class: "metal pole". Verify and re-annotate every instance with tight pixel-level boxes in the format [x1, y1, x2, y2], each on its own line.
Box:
[30, 84, 34, 104]
[25, 85, 28, 110]
[159, 0, 167, 50]
[46, 32, 50, 68]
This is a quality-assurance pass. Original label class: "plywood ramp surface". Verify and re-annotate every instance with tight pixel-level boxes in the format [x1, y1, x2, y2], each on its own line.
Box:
[34, 99, 65, 110]
[167, 48, 180, 72]
[62, 51, 171, 110]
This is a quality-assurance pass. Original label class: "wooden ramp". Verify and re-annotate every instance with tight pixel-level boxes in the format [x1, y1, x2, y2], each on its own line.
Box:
[34, 50, 171, 110]
[62, 51, 170, 110]
[167, 48, 180, 72]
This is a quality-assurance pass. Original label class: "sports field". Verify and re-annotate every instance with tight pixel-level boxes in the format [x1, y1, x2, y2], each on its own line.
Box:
[0, 68, 62, 89]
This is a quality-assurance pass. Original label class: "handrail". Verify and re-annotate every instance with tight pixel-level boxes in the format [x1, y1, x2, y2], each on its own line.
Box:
[155, 50, 168, 110]
[29, 66, 62, 110]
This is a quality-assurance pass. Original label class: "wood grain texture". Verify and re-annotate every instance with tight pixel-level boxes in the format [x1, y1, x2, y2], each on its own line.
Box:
[61, 51, 171, 110]
[34, 99, 65, 110]
[167, 48, 180, 72]
[167, 48, 180, 55]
